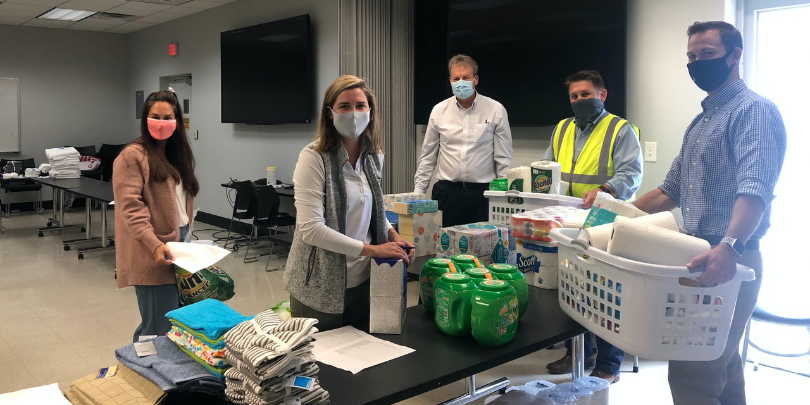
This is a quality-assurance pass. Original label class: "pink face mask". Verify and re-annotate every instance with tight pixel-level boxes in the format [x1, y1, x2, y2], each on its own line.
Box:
[146, 118, 177, 140]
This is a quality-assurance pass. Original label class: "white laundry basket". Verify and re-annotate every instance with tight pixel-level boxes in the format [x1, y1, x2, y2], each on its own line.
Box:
[550, 228, 756, 361]
[484, 190, 582, 226]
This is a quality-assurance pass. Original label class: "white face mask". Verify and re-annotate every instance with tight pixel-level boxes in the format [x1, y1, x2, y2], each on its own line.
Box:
[329, 108, 370, 139]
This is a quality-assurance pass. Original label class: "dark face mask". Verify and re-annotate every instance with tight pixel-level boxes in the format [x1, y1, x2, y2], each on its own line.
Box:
[687, 50, 734, 92]
[571, 98, 604, 128]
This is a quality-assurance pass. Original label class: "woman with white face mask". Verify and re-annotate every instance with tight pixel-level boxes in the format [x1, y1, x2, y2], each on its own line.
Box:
[112, 90, 199, 342]
[284, 75, 414, 330]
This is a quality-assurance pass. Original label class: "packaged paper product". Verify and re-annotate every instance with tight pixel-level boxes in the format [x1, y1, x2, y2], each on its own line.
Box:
[578, 211, 679, 251]
[515, 239, 559, 288]
[506, 166, 532, 192]
[511, 206, 577, 242]
[489, 178, 508, 191]
[437, 222, 512, 264]
[535, 388, 579, 405]
[574, 376, 609, 405]
[607, 216, 710, 266]
[530, 161, 562, 194]
[383, 192, 425, 211]
[398, 211, 442, 257]
[582, 192, 646, 229]
[555, 382, 594, 405]
[391, 199, 438, 215]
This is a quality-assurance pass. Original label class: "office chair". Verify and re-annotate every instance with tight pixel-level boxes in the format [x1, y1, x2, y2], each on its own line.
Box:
[1, 158, 43, 215]
[243, 182, 295, 266]
[96, 143, 126, 182]
[224, 180, 257, 250]
[741, 303, 810, 372]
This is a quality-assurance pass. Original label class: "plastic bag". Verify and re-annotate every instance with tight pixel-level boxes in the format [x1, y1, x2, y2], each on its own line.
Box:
[271, 299, 291, 321]
[176, 265, 235, 305]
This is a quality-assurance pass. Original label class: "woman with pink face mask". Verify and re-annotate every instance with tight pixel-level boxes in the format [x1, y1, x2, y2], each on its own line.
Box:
[112, 90, 199, 342]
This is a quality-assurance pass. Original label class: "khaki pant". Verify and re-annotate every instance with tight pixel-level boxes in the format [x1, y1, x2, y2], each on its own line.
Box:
[669, 248, 763, 405]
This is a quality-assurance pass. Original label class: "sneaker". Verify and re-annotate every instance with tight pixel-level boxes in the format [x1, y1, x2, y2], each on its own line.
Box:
[546, 353, 597, 374]
[590, 369, 620, 384]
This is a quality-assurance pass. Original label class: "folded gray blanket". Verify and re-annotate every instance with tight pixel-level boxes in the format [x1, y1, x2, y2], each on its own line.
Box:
[225, 369, 329, 405]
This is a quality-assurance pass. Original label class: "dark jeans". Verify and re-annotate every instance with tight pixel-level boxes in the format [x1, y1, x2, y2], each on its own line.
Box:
[565, 333, 625, 375]
[289, 280, 370, 332]
[431, 180, 489, 227]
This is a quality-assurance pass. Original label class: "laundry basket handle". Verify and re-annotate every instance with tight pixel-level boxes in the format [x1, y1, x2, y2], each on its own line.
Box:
[571, 239, 591, 252]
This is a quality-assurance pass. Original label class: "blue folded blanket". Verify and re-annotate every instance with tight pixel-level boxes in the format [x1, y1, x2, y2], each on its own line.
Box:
[165, 299, 252, 340]
[114, 336, 225, 394]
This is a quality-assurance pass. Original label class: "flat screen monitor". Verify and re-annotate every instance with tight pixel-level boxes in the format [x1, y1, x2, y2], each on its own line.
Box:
[221, 14, 312, 124]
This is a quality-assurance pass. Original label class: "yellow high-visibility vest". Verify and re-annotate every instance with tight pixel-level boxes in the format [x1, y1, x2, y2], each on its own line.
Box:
[551, 114, 639, 198]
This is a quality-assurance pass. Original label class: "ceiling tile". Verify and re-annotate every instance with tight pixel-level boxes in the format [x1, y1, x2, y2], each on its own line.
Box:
[3, 0, 64, 7]
[111, 1, 172, 12]
[59, 0, 128, 12]
[0, 3, 54, 17]
[104, 20, 153, 33]
[174, 1, 223, 11]
[134, 12, 181, 24]
[23, 18, 76, 28]
[67, 17, 124, 29]
[102, 5, 155, 16]
[0, 15, 32, 25]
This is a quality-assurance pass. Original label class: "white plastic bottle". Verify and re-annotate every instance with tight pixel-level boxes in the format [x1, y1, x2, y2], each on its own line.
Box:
[266, 166, 276, 187]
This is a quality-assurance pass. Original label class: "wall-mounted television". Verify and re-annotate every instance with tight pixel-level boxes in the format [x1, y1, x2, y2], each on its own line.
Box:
[415, 0, 627, 126]
[221, 14, 312, 124]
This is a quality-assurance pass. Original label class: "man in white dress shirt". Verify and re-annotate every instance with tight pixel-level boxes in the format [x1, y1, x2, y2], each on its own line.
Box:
[414, 54, 513, 227]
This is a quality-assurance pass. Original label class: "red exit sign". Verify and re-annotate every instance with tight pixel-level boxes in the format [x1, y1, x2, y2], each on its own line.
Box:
[169, 43, 178, 57]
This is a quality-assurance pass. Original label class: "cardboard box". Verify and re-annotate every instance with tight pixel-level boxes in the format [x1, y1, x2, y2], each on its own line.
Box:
[391, 200, 438, 215]
[398, 211, 442, 257]
[370, 258, 407, 334]
[383, 193, 425, 212]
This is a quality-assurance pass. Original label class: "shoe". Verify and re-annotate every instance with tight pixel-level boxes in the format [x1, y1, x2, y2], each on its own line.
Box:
[546, 353, 597, 374]
[590, 369, 620, 384]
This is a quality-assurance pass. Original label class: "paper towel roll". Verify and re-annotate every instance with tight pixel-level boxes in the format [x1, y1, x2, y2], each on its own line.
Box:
[536, 388, 579, 405]
[579, 211, 680, 251]
[506, 166, 533, 192]
[574, 377, 609, 405]
[530, 161, 561, 194]
[555, 382, 594, 405]
[607, 216, 711, 266]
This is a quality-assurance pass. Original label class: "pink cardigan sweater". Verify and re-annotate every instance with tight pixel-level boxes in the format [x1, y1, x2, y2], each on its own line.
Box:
[112, 144, 194, 288]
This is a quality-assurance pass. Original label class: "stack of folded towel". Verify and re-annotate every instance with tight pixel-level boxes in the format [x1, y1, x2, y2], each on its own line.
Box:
[223, 310, 329, 405]
[114, 336, 226, 395]
[164, 299, 253, 378]
[45, 147, 80, 179]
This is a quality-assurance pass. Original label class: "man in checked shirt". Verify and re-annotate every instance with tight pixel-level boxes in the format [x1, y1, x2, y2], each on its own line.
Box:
[633, 21, 787, 405]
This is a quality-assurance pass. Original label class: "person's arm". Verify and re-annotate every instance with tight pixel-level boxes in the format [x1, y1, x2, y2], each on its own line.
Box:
[633, 188, 678, 214]
[414, 108, 441, 194]
[111, 147, 171, 264]
[687, 101, 787, 285]
[493, 105, 513, 177]
[604, 125, 643, 200]
[540, 141, 555, 161]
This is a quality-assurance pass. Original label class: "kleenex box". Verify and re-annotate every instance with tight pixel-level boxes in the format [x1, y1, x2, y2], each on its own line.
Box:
[383, 193, 425, 212]
[391, 200, 439, 215]
[370, 258, 407, 334]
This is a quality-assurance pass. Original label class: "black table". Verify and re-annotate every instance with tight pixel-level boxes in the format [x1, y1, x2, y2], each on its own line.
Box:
[31, 177, 88, 234]
[220, 181, 295, 198]
[316, 287, 587, 405]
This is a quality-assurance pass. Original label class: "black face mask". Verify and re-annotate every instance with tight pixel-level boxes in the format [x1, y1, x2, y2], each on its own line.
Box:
[687, 50, 734, 92]
[571, 98, 604, 128]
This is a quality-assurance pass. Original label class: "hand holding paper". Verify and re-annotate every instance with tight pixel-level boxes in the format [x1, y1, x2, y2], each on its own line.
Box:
[166, 241, 231, 273]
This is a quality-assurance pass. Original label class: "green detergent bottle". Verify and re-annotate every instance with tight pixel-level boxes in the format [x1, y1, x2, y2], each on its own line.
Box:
[433, 273, 477, 336]
[464, 268, 499, 287]
[451, 254, 481, 271]
[470, 280, 519, 347]
[487, 264, 528, 319]
[419, 258, 457, 313]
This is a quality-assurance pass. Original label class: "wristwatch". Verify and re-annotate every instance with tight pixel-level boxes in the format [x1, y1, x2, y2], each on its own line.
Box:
[598, 185, 611, 194]
[720, 236, 745, 256]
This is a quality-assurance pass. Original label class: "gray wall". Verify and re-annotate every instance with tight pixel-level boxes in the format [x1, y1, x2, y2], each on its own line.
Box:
[0, 25, 130, 164]
[125, 0, 339, 220]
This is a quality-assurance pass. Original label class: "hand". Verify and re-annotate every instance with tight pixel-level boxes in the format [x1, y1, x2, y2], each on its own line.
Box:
[388, 232, 416, 265]
[153, 244, 174, 265]
[365, 242, 410, 265]
[581, 188, 601, 209]
[687, 244, 739, 285]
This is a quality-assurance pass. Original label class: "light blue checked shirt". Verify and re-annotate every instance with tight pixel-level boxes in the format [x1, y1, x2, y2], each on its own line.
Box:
[659, 80, 787, 240]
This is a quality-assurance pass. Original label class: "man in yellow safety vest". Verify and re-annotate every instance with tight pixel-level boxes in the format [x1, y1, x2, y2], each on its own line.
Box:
[541, 70, 643, 383]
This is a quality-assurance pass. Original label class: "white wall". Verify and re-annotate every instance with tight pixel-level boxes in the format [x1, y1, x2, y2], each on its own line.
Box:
[126, 0, 339, 219]
[0, 25, 130, 164]
[627, 0, 737, 197]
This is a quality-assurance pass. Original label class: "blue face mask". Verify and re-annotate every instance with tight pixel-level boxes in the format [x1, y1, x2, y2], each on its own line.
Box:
[451, 80, 475, 100]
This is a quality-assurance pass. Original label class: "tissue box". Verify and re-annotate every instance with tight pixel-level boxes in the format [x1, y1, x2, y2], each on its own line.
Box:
[398, 211, 442, 257]
[385, 211, 399, 233]
[370, 258, 407, 334]
[383, 193, 425, 212]
[391, 200, 438, 215]
[515, 238, 559, 289]
[437, 222, 513, 264]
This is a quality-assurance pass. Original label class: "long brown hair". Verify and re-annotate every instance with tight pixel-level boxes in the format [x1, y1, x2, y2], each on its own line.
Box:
[136, 90, 199, 197]
[314, 75, 383, 153]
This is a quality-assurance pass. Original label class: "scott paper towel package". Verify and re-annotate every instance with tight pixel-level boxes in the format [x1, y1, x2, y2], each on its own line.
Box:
[578, 211, 680, 251]
[506, 166, 532, 192]
[383, 192, 425, 211]
[398, 211, 442, 257]
[530, 161, 562, 194]
[515, 238, 559, 289]
[370, 258, 407, 334]
[607, 216, 710, 266]
[582, 192, 646, 229]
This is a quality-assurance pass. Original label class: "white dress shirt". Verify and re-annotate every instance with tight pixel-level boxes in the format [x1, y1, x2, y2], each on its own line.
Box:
[175, 181, 188, 228]
[413, 92, 513, 194]
[293, 147, 392, 288]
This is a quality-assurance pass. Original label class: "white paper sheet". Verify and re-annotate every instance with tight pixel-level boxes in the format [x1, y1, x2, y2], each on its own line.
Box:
[167, 241, 231, 273]
[312, 326, 415, 374]
[0, 383, 72, 405]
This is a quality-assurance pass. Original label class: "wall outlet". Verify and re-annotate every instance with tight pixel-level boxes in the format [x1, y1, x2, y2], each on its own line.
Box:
[644, 142, 657, 162]
[193, 130, 198, 139]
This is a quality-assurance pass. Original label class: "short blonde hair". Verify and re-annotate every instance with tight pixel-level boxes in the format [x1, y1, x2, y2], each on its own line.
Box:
[448, 54, 478, 75]
[314, 75, 383, 153]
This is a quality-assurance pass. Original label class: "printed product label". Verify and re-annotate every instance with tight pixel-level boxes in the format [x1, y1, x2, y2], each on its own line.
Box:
[458, 236, 469, 253]
[531, 167, 553, 194]
[435, 287, 451, 328]
[496, 296, 519, 336]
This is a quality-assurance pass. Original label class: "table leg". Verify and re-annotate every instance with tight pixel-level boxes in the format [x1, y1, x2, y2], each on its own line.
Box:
[58, 189, 64, 226]
[101, 203, 108, 248]
[85, 197, 92, 239]
[572, 333, 585, 380]
[437, 375, 509, 405]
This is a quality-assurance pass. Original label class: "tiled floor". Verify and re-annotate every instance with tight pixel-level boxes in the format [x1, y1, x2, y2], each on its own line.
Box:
[0, 209, 806, 404]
